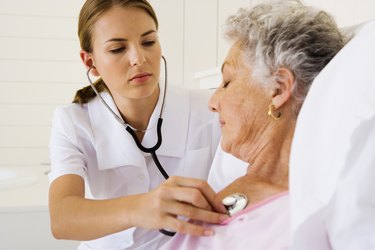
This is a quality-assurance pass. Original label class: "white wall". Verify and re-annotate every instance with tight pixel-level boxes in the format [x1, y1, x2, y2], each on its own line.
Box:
[0, 0, 85, 167]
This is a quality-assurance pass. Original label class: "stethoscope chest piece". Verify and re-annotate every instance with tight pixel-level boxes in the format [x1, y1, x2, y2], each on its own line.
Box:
[222, 193, 248, 216]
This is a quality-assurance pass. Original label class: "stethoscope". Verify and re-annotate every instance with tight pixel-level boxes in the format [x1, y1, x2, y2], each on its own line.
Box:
[86, 56, 170, 180]
[222, 193, 248, 216]
[87, 56, 177, 236]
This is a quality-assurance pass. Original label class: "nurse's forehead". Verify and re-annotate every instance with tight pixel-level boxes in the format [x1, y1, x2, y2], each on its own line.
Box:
[93, 7, 157, 40]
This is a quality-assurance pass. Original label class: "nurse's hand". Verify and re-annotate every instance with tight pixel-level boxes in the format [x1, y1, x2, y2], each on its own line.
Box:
[130, 176, 229, 236]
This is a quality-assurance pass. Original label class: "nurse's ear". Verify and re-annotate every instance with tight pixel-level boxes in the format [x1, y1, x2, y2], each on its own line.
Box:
[270, 67, 295, 109]
[80, 50, 100, 76]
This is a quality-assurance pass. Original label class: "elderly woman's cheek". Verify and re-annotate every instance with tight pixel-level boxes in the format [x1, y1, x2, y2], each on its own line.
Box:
[230, 113, 248, 143]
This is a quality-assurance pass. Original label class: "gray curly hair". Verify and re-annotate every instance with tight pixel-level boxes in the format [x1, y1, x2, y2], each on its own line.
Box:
[224, 0, 345, 115]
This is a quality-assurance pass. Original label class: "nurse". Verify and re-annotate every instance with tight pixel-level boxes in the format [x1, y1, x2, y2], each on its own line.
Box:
[48, 0, 227, 249]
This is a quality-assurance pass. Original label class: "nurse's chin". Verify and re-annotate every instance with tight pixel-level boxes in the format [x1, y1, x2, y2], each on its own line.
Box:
[118, 84, 159, 100]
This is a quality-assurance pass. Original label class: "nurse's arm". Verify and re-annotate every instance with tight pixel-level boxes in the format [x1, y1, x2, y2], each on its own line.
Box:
[49, 174, 227, 240]
[49, 174, 143, 240]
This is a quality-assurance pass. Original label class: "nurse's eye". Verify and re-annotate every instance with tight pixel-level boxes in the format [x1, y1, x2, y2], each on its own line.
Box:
[110, 47, 125, 54]
[142, 40, 156, 47]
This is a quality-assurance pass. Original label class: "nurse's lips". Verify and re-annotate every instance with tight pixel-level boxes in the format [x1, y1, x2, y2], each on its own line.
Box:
[129, 72, 151, 83]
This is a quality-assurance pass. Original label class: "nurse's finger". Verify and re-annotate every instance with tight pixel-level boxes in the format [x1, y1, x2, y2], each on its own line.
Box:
[167, 176, 227, 213]
[168, 186, 214, 210]
[164, 200, 228, 225]
[162, 215, 215, 237]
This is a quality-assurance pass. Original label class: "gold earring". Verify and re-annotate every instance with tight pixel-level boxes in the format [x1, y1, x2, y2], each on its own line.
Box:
[268, 104, 281, 120]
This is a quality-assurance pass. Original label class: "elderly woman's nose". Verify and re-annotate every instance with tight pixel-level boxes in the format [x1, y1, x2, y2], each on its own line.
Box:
[129, 46, 146, 66]
[208, 105, 217, 112]
[208, 92, 219, 112]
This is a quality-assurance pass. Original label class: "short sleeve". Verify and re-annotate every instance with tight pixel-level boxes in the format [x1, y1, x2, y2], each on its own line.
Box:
[48, 106, 87, 183]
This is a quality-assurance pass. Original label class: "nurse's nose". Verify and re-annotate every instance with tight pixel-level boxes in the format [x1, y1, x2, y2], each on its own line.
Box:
[129, 46, 146, 66]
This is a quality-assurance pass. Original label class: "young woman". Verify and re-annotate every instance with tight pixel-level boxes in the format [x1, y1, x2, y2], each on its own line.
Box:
[48, 1, 227, 249]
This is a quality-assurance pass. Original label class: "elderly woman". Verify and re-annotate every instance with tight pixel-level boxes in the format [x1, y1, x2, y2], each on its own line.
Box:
[160, 0, 345, 249]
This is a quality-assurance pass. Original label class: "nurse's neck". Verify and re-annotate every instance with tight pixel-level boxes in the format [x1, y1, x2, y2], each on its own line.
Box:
[113, 87, 160, 141]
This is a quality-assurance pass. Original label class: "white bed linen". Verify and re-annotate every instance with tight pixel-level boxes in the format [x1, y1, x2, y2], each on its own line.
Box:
[290, 20, 375, 249]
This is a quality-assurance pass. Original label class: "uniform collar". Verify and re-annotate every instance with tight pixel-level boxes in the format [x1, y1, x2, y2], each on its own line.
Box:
[88, 84, 188, 170]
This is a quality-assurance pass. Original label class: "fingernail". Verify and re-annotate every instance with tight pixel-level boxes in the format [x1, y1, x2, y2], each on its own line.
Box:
[204, 230, 214, 236]
[219, 205, 228, 214]
[220, 214, 229, 222]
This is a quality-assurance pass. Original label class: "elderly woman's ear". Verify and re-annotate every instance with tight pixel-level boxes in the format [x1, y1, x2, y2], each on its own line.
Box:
[270, 67, 295, 109]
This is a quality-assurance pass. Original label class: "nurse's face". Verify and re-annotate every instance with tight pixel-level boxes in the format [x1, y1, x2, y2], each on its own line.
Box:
[208, 41, 270, 160]
[87, 6, 161, 100]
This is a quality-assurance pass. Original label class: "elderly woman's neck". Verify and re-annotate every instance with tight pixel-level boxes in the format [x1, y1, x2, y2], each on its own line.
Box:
[242, 121, 295, 189]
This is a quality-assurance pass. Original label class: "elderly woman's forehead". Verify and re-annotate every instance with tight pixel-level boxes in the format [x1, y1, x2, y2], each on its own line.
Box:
[229, 41, 243, 56]
[223, 43, 247, 70]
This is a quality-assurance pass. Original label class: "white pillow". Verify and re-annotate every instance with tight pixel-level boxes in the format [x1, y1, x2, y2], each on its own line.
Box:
[290, 20, 375, 249]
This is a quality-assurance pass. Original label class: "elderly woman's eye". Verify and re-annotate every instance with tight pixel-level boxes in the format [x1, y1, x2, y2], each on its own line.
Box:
[223, 81, 230, 88]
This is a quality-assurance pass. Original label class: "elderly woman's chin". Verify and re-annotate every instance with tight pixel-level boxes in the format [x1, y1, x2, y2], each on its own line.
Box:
[220, 139, 238, 158]
[220, 137, 230, 151]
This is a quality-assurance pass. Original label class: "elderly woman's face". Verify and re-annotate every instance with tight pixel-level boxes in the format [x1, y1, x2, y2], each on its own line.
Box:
[209, 42, 270, 158]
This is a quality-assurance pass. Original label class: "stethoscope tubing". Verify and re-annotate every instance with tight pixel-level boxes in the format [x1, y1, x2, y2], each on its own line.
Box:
[86, 57, 169, 180]
[126, 118, 169, 179]
[86, 57, 175, 236]
[125, 119, 163, 153]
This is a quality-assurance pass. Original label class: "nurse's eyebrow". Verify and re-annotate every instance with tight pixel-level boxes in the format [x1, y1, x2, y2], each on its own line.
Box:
[141, 30, 157, 37]
[105, 30, 157, 43]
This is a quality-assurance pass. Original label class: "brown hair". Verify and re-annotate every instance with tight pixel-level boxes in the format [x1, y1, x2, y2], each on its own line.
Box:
[73, 0, 159, 104]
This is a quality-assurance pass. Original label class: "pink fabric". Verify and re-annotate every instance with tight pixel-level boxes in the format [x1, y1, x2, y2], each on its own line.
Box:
[160, 192, 290, 250]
